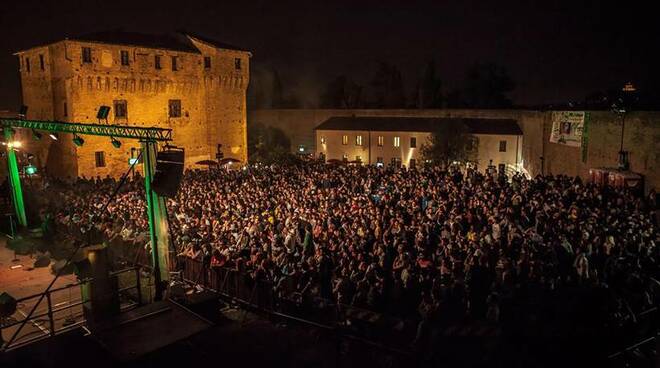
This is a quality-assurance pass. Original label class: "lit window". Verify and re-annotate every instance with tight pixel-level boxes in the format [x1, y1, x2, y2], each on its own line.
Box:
[82, 47, 92, 63]
[320, 136, 326, 144]
[113, 100, 128, 119]
[342, 154, 348, 161]
[95, 151, 106, 167]
[342, 135, 348, 145]
[377, 136, 384, 146]
[499, 140, 507, 152]
[155, 55, 162, 69]
[356, 135, 363, 146]
[204, 56, 211, 69]
[410, 137, 417, 148]
[393, 136, 400, 147]
[168, 99, 182, 118]
[120, 50, 129, 66]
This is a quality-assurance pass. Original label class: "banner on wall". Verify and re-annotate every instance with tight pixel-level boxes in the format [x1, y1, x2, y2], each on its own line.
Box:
[549, 111, 586, 147]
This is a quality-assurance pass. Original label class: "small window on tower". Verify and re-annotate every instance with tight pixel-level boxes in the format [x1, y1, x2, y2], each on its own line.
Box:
[155, 55, 162, 69]
[342, 135, 348, 145]
[63, 102, 68, 117]
[114, 100, 128, 119]
[234, 58, 241, 70]
[356, 135, 363, 146]
[120, 50, 130, 66]
[171, 56, 178, 71]
[39, 54, 45, 70]
[499, 140, 507, 152]
[82, 47, 92, 63]
[168, 99, 182, 118]
[204, 56, 211, 69]
[95, 152, 106, 167]
[25, 57, 30, 73]
[410, 137, 417, 148]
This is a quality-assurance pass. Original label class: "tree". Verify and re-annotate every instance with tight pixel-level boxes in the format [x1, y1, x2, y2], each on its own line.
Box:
[415, 59, 443, 108]
[421, 122, 477, 169]
[320, 75, 363, 108]
[247, 122, 294, 164]
[463, 62, 515, 108]
[369, 62, 406, 108]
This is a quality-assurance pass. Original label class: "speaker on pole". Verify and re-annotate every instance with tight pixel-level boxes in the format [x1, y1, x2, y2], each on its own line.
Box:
[152, 146, 185, 198]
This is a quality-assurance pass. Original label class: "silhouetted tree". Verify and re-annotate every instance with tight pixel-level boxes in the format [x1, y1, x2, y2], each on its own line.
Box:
[421, 122, 476, 168]
[320, 75, 363, 108]
[415, 59, 443, 108]
[463, 62, 515, 108]
[272, 69, 283, 108]
[248, 122, 294, 163]
[369, 62, 406, 108]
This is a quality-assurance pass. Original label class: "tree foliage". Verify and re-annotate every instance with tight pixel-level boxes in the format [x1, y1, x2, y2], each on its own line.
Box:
[415, 59, 443, 108]
[320, 75, 364, 108]
[421, 122, 477, 168]
[463, 62, 515, 108]
[369, 62, 406, 108]
[247, 122, 295, 164]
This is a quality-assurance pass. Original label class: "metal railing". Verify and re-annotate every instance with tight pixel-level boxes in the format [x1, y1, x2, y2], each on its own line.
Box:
[174, 257, 419, 351]
[0, 266, 148, 351]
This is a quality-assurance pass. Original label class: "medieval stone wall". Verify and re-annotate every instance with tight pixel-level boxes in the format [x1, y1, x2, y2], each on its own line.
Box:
[16, 37, 250, 179]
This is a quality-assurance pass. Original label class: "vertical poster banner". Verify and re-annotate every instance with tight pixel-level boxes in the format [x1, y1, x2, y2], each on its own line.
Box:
[550, 111, 586, 147]
[581, 112, 590, 163]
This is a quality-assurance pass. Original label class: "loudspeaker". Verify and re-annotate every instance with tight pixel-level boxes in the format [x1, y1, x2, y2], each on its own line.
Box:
[97, 105, 110, 120]
[0, 292, 17, 318]
[152, 148, 185, 198]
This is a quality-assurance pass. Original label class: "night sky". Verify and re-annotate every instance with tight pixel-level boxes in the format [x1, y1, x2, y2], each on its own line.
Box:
[0, 0, 656, 110]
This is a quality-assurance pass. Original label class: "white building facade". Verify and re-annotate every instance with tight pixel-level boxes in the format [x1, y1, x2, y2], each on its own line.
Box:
[315, 116, 523, 171]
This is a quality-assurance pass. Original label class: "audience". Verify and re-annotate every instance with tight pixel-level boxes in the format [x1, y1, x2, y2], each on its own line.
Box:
[42, 163, 658, 339]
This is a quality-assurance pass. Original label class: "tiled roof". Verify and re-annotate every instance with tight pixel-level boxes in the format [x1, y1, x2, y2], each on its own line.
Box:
[315, 116, 522, 135]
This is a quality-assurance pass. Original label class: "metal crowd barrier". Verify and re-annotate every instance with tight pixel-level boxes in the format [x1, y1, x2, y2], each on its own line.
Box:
[0, 267, 146, 351]
[176, 257, 418, 348]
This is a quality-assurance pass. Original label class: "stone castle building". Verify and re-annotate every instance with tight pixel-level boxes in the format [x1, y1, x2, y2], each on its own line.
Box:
[16, 31, 250, 179]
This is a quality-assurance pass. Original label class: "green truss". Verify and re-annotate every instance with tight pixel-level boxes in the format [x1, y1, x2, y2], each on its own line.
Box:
[0, 118, 172, 141]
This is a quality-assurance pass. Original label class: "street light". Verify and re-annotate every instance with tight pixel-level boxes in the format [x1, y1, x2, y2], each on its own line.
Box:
[612, 82, 637, 170]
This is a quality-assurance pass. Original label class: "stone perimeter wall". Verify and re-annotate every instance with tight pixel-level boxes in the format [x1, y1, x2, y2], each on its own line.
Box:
[249, 109, 659, 192]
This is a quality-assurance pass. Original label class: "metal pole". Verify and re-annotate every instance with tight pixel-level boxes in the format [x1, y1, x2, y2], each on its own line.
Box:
[141, 141, 170, 300]
[4, 129, 27, 227]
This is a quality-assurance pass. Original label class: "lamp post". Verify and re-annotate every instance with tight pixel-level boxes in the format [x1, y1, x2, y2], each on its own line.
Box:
[614, 82, 636, 171]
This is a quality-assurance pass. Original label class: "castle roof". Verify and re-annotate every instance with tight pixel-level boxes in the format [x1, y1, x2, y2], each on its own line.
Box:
[15, 30, 249, 54]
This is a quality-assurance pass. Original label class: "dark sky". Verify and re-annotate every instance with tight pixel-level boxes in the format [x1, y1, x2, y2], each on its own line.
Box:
[0, 0, 657, 110]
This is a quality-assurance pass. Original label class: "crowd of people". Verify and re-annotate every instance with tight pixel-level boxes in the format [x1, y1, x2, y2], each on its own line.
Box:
[42, 162, 658, 342]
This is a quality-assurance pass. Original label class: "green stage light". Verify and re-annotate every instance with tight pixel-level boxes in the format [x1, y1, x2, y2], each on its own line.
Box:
[25, 165, 37, 175]
[111, 136, 122, 148]
[72, 134, 84, 147]
[32, 129, 42, 141]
